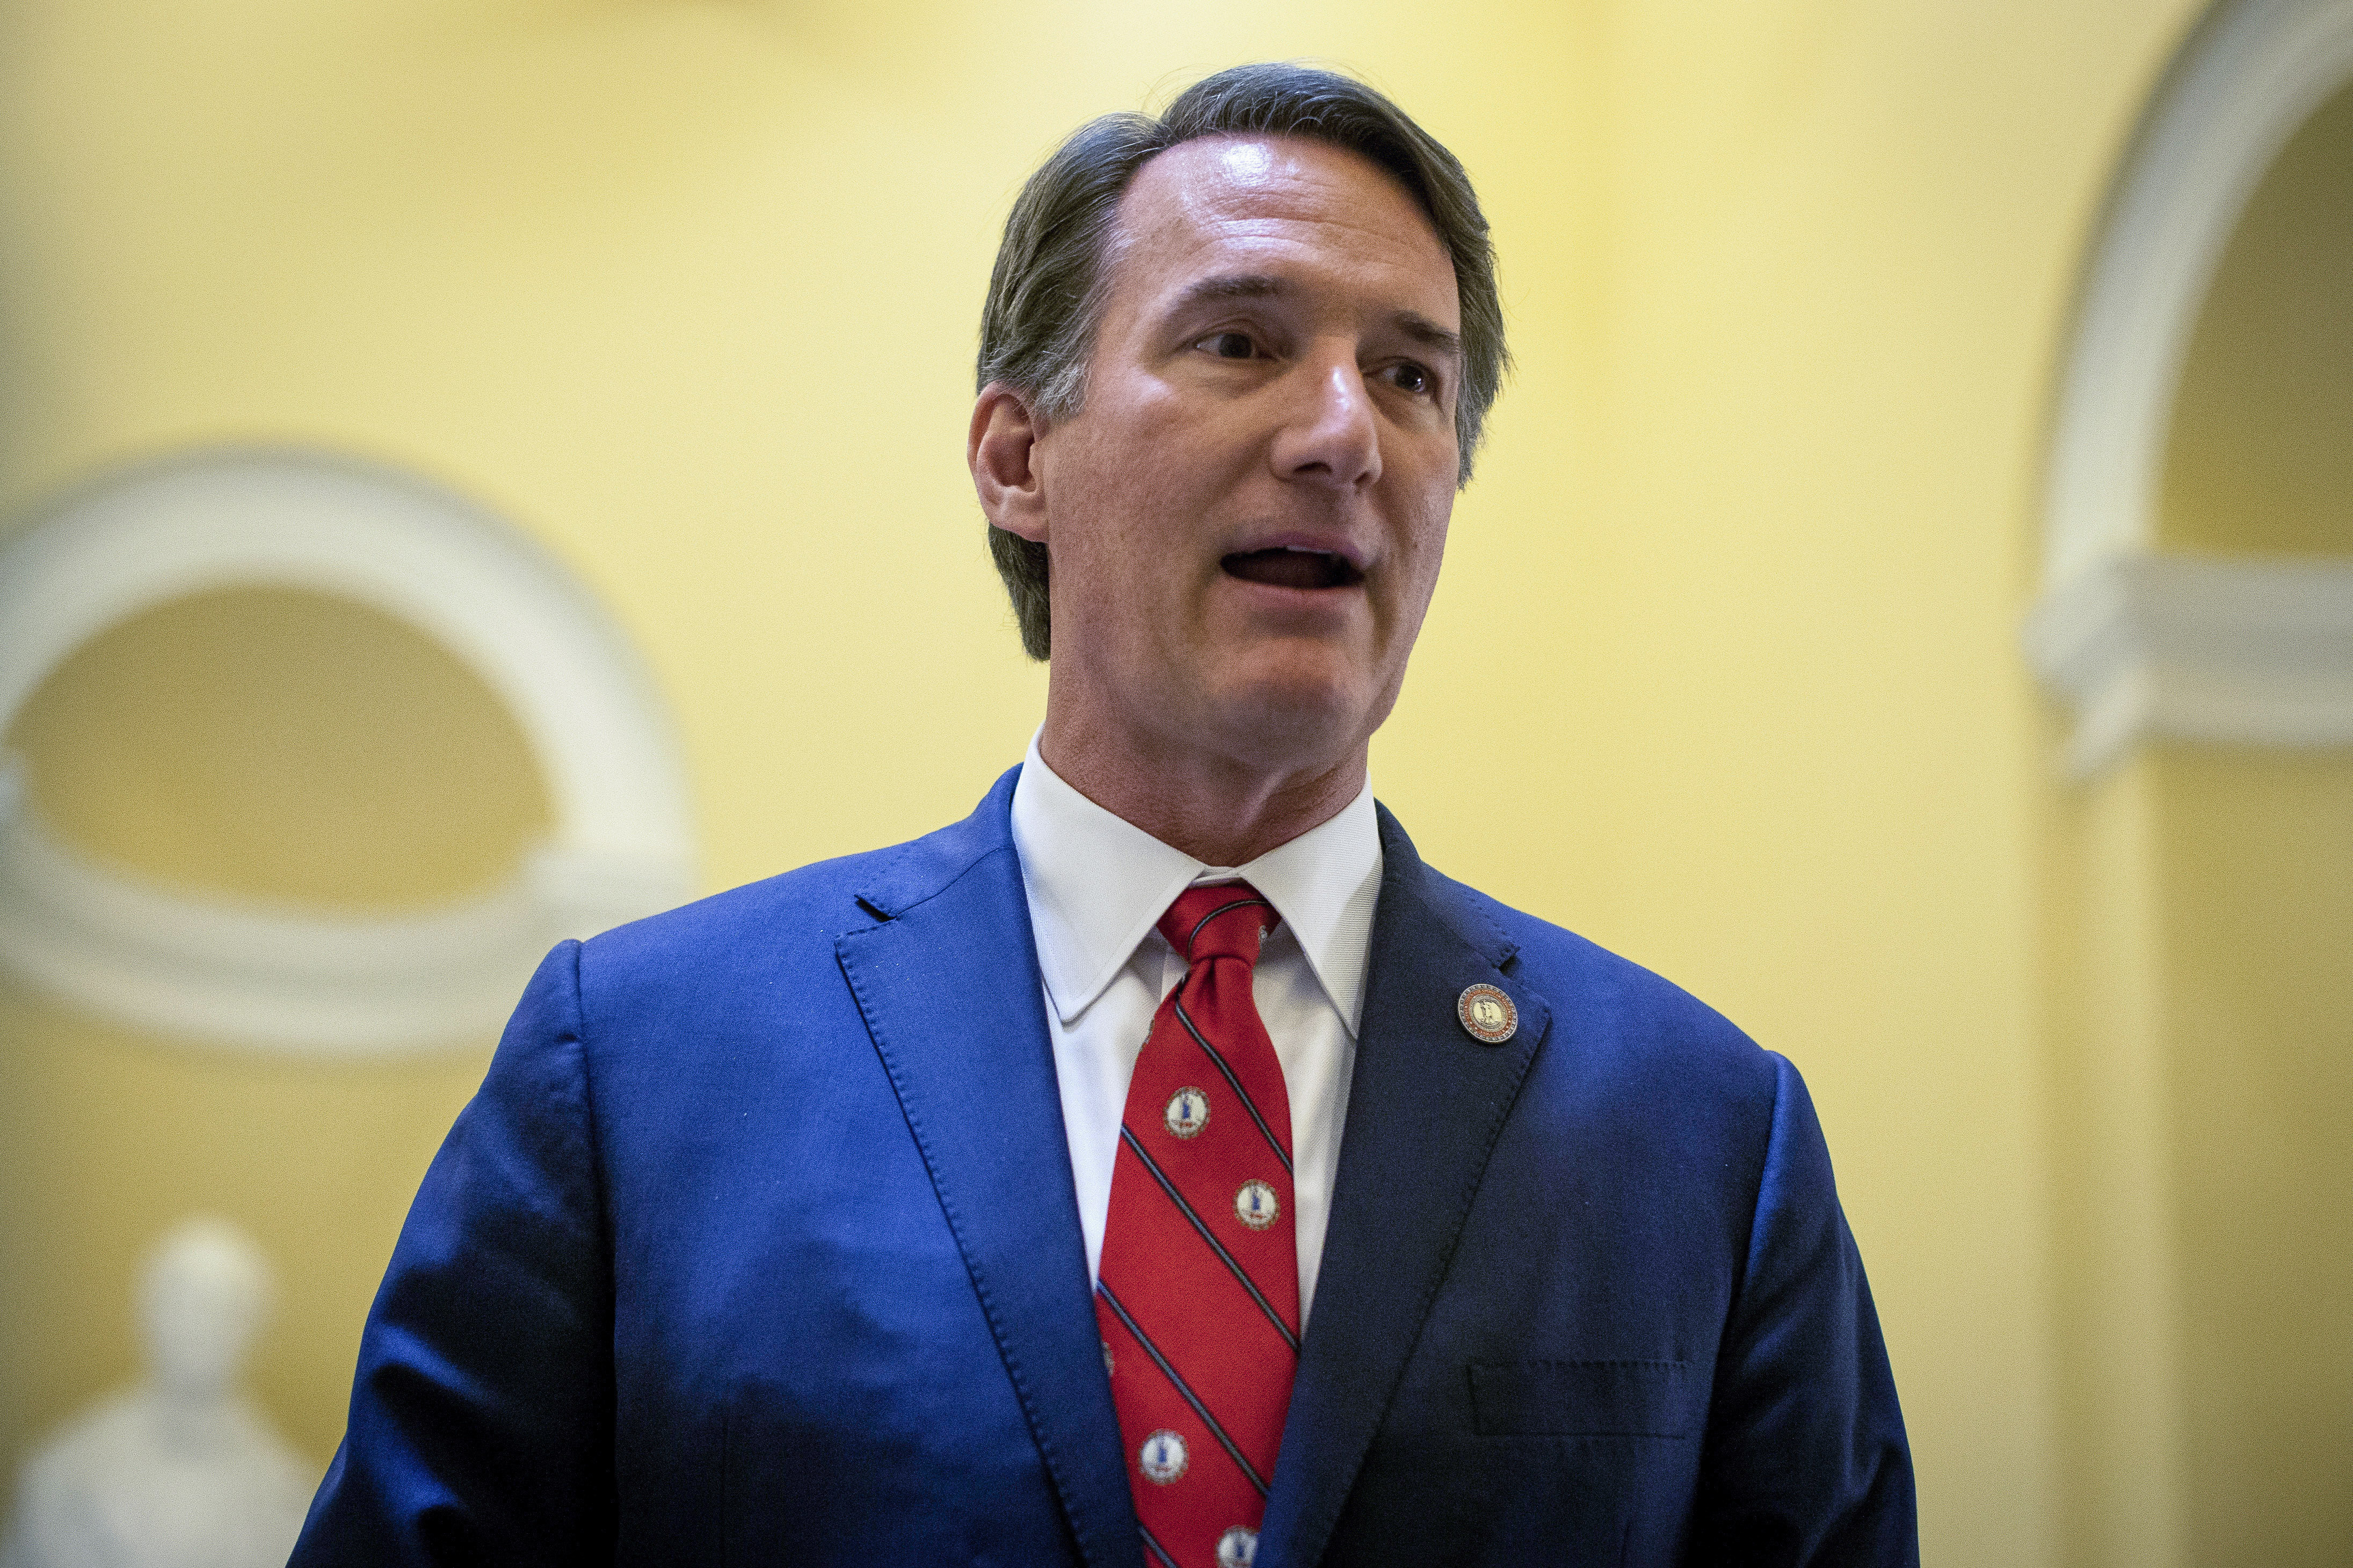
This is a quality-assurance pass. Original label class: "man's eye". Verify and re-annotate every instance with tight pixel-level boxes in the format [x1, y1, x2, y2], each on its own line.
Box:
[1388, 362, 1433, 396]
[1200, 331, 1257, 360]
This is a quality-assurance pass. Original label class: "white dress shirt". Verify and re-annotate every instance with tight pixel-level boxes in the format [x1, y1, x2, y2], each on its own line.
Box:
[1009, 734, 1383, 1325]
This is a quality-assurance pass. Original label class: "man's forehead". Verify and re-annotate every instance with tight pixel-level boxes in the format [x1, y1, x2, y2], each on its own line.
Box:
[1174, 136, 1330, 202]
[1109, 134, 1457, 320]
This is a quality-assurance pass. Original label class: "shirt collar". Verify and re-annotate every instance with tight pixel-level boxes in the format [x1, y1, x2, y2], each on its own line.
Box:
[1010, 732, 1383, 1036]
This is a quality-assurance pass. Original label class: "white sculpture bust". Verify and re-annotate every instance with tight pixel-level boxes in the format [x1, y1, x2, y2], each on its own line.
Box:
[1, 1218, 314, 1568]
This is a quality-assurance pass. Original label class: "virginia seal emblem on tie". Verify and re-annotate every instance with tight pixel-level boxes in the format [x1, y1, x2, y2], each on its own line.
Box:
[1164, 1086, 1210, 1138]
[1139, 1430, 1189, 1484]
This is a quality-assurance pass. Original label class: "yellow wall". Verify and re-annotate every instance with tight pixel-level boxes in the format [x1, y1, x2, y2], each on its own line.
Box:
[2038, 747, 2182, 1566]
[2157, 750, 2353, 1566]
[2037, 743, 2353, 1568]
[0, 2, 2274, 1565]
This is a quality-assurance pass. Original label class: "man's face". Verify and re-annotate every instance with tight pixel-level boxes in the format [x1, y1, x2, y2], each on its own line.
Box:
[1026, 135, 1463, 779]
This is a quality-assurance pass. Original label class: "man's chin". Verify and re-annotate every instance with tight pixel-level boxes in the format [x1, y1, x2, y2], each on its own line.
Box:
[1200, 674, 1382, 775]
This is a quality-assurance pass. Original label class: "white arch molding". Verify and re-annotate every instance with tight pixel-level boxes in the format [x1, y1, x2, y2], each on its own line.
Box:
[0, 449, 699, 1054]
[2026, 0, 2353, 774]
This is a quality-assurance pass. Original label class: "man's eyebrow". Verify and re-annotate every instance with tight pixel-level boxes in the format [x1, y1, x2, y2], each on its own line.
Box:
[1171, 273, 1288, 310]
[1393, 311, 1462, 361]
[1168, 274, 1462, 360]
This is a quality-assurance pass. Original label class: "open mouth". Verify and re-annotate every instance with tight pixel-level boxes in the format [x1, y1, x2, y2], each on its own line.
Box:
[1220, 547, 1364, 591]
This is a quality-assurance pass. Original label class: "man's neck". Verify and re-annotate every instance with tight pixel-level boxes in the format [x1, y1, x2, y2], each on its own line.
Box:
[1035, 717, 1367, 866]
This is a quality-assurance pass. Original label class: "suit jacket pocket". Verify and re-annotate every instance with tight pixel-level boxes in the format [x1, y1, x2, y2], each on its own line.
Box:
[1468, 1358, 1698, 1438]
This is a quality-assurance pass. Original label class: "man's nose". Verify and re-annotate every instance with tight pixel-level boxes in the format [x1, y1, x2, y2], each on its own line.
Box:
[1270, 352, 1381, 489]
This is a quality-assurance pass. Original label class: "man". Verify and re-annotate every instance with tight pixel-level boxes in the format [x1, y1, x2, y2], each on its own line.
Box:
[294, 63, 1914, 1566]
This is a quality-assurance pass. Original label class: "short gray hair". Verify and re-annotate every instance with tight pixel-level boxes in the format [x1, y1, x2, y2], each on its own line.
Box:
[977, 63, 1509, 660]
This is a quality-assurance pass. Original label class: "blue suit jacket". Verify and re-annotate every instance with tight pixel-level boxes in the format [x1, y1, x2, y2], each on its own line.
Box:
[294, 769, 1914, 1565]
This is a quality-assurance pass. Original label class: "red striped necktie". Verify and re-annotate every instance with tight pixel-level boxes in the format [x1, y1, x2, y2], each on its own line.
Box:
[1095, 882, 1298, 1568]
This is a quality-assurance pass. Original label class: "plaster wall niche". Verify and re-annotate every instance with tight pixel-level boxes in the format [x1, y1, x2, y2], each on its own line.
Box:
[2029, 4, 2353, 1564]
[0, 448, 698, 1055]
[0, 1219, 311, 1568]
[2028, 0, 2353, 772]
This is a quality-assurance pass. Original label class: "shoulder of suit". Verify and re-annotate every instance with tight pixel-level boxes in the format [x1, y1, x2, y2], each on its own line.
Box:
[569, 767, 1021, 982]
[1420, 865, 1776, 1091]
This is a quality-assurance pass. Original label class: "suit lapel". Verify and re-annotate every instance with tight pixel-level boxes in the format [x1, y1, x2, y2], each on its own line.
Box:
[834, 773, 1138, 1568]
[1257, 806, 1553, 1568]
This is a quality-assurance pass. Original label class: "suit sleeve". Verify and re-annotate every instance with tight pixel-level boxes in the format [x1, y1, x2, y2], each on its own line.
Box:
[290, 942, 618, 1567]
[1688, 1052, 1918, 1565]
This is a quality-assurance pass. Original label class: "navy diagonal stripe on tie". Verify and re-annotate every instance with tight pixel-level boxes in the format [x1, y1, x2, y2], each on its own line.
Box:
[1140, 1524, 1181, 1568]
[1172, 996, 1293, 1176]
[1099, 1283, 1271, 1498]
[1119, 1125, 1301, 1354]
[1186, 896, 1273, 954]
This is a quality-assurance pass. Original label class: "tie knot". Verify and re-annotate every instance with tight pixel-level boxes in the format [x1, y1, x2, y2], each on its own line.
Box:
[1157, 882, 1278, 968]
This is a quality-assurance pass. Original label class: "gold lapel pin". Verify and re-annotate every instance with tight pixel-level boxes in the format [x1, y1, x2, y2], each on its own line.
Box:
[1456, 982, 1517, 1045]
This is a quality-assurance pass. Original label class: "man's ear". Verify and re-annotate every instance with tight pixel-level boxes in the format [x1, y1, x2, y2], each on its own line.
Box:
[969, 382, 1050, 543]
